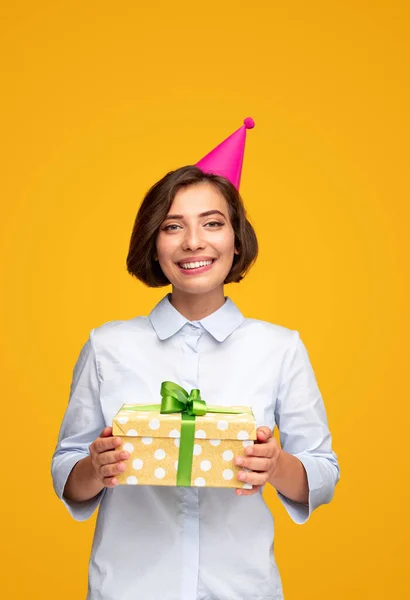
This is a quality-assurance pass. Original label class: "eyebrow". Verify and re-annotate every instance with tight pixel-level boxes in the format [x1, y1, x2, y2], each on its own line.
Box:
[163, 209, 227, 221]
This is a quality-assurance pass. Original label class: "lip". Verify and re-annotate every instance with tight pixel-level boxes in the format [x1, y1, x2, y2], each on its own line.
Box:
[176, 258, 217, 276]
[177, 256, 216, 265]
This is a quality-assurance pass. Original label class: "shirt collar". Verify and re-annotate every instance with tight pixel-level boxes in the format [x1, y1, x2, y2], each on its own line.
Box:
[148, 293, 245, 342]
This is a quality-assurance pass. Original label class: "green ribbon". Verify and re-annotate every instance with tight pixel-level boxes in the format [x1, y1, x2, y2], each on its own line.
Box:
[124, 381, 245, 486]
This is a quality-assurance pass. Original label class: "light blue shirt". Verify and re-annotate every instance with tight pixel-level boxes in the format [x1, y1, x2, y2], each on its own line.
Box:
[51, 294, 339, 600]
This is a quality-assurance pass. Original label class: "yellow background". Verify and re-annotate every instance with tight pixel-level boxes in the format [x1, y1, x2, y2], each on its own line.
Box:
[1, 1, 409, 598]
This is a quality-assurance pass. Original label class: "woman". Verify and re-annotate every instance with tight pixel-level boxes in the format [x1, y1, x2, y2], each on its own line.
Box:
[52, 119, 339, 600]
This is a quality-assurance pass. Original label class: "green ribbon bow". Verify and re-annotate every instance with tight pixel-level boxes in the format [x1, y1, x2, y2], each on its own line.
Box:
[159, 381, 207, 417]
[125, 381, 244, 486]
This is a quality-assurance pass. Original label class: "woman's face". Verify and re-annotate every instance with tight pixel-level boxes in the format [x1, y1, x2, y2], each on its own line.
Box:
[156, 183, 238, 296]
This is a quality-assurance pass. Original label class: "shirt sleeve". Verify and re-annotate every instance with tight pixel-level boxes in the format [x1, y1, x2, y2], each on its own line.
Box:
[274, 330, 340, 524]
[51, 329, 107, 521]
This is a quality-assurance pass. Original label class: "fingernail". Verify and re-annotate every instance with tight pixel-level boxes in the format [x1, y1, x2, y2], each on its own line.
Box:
[122, 452, 129, 459]
[245, 447, 252, 455]
[238, 472, 246, 481]
[235, 457, 243, 466]
[236, 489, 242, 496]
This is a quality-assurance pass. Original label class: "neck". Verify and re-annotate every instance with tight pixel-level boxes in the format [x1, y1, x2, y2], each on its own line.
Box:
[170, 286, 226, 321]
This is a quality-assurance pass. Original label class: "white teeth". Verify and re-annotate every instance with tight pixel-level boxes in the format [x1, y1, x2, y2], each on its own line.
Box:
[180, 260, 213, 270]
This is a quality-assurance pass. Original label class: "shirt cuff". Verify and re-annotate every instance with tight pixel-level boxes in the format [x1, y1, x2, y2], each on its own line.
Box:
[276, 453, 333, 525]
[52, 453, 106, 522]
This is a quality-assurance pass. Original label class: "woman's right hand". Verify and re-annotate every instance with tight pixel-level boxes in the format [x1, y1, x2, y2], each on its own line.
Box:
[89, 426, 130, 488]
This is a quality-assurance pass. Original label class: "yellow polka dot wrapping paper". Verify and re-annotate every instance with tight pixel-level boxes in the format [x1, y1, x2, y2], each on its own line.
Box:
[112, 404, 257, 488]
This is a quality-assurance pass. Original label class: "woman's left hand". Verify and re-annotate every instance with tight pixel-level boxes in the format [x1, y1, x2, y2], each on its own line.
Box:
[234, 426, 282, 496]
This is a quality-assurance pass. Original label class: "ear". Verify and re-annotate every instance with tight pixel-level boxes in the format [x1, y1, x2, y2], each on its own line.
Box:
[234, 246, 240, 255]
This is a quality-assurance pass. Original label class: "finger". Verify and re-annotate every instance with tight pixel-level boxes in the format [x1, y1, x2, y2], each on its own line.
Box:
[235, 484, 262, 497]
[98, 449, 130, 466]
[100, 426, 113, 438]
[102, 475, 118, 488]
[100, 461, 127, 478]
[93, 435, 123, 454]
[234, 456, 271, 472]
[256, 426, 272, 442]
[236, 470, 269, 487]
[244, 439, 276, 458]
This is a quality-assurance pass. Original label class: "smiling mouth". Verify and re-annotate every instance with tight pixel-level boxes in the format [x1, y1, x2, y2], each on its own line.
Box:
[176, 259, 216, 274]
[178, 259, 215, 270]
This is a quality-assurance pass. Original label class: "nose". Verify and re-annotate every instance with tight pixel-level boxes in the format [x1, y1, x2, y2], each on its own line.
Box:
[181, 225, 205, 252]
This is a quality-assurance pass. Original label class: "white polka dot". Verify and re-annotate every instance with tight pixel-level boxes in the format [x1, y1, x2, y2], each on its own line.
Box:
[174, 438, 180, 448]
[127, 429, 138, 436]
[169, 429, 180, 438]
[222, 450, 233, 461]
[132, 458, 143, 470]
[223, 469, 234, 480]
[154, 449, 166, 460]
[149, 418, 160, 430]
[155, 467, 166, 479]
[142, 437, 152, 445]
[194, 477, 206, 487]
[123, 442, 134, 453]
[195, 429, 206, 439]
[200, 460, 212, 472]
[237, 430, 249, 440]
[117, 416, 129, 424]
[217, 420, 228, 431]
[210, 439, 221, 446]
[174, 460, 178, 471]
[193, 444, 202, 456]
[243, 483, 252, 490]
[242, 440, 253, 448]
[126, 476, 138, 485]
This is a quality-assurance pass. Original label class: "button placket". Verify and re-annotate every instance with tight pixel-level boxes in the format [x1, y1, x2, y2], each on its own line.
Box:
[180, 326, 202, 600]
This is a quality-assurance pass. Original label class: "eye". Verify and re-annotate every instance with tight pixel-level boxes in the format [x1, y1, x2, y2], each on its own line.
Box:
[204, 221, 224, 228]
[162, 224, 182, 231]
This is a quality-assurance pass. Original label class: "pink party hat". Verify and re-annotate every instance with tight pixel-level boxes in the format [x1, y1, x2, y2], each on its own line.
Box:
[195, 117, 255, 189]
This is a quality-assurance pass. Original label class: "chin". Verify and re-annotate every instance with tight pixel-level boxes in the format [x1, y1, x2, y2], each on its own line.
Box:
[168, 273, 228, 295]
[161, 261, 232, 295]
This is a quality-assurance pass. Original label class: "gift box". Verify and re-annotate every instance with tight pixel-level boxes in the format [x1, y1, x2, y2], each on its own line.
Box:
[112, 381, 257, 489]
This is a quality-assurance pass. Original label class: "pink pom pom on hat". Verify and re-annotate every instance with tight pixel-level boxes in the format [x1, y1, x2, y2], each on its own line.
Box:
[195, 117, 255, 189]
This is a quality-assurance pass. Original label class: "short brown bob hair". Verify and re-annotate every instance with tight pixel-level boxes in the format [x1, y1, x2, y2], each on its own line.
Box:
[126, 165, 258, 287]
